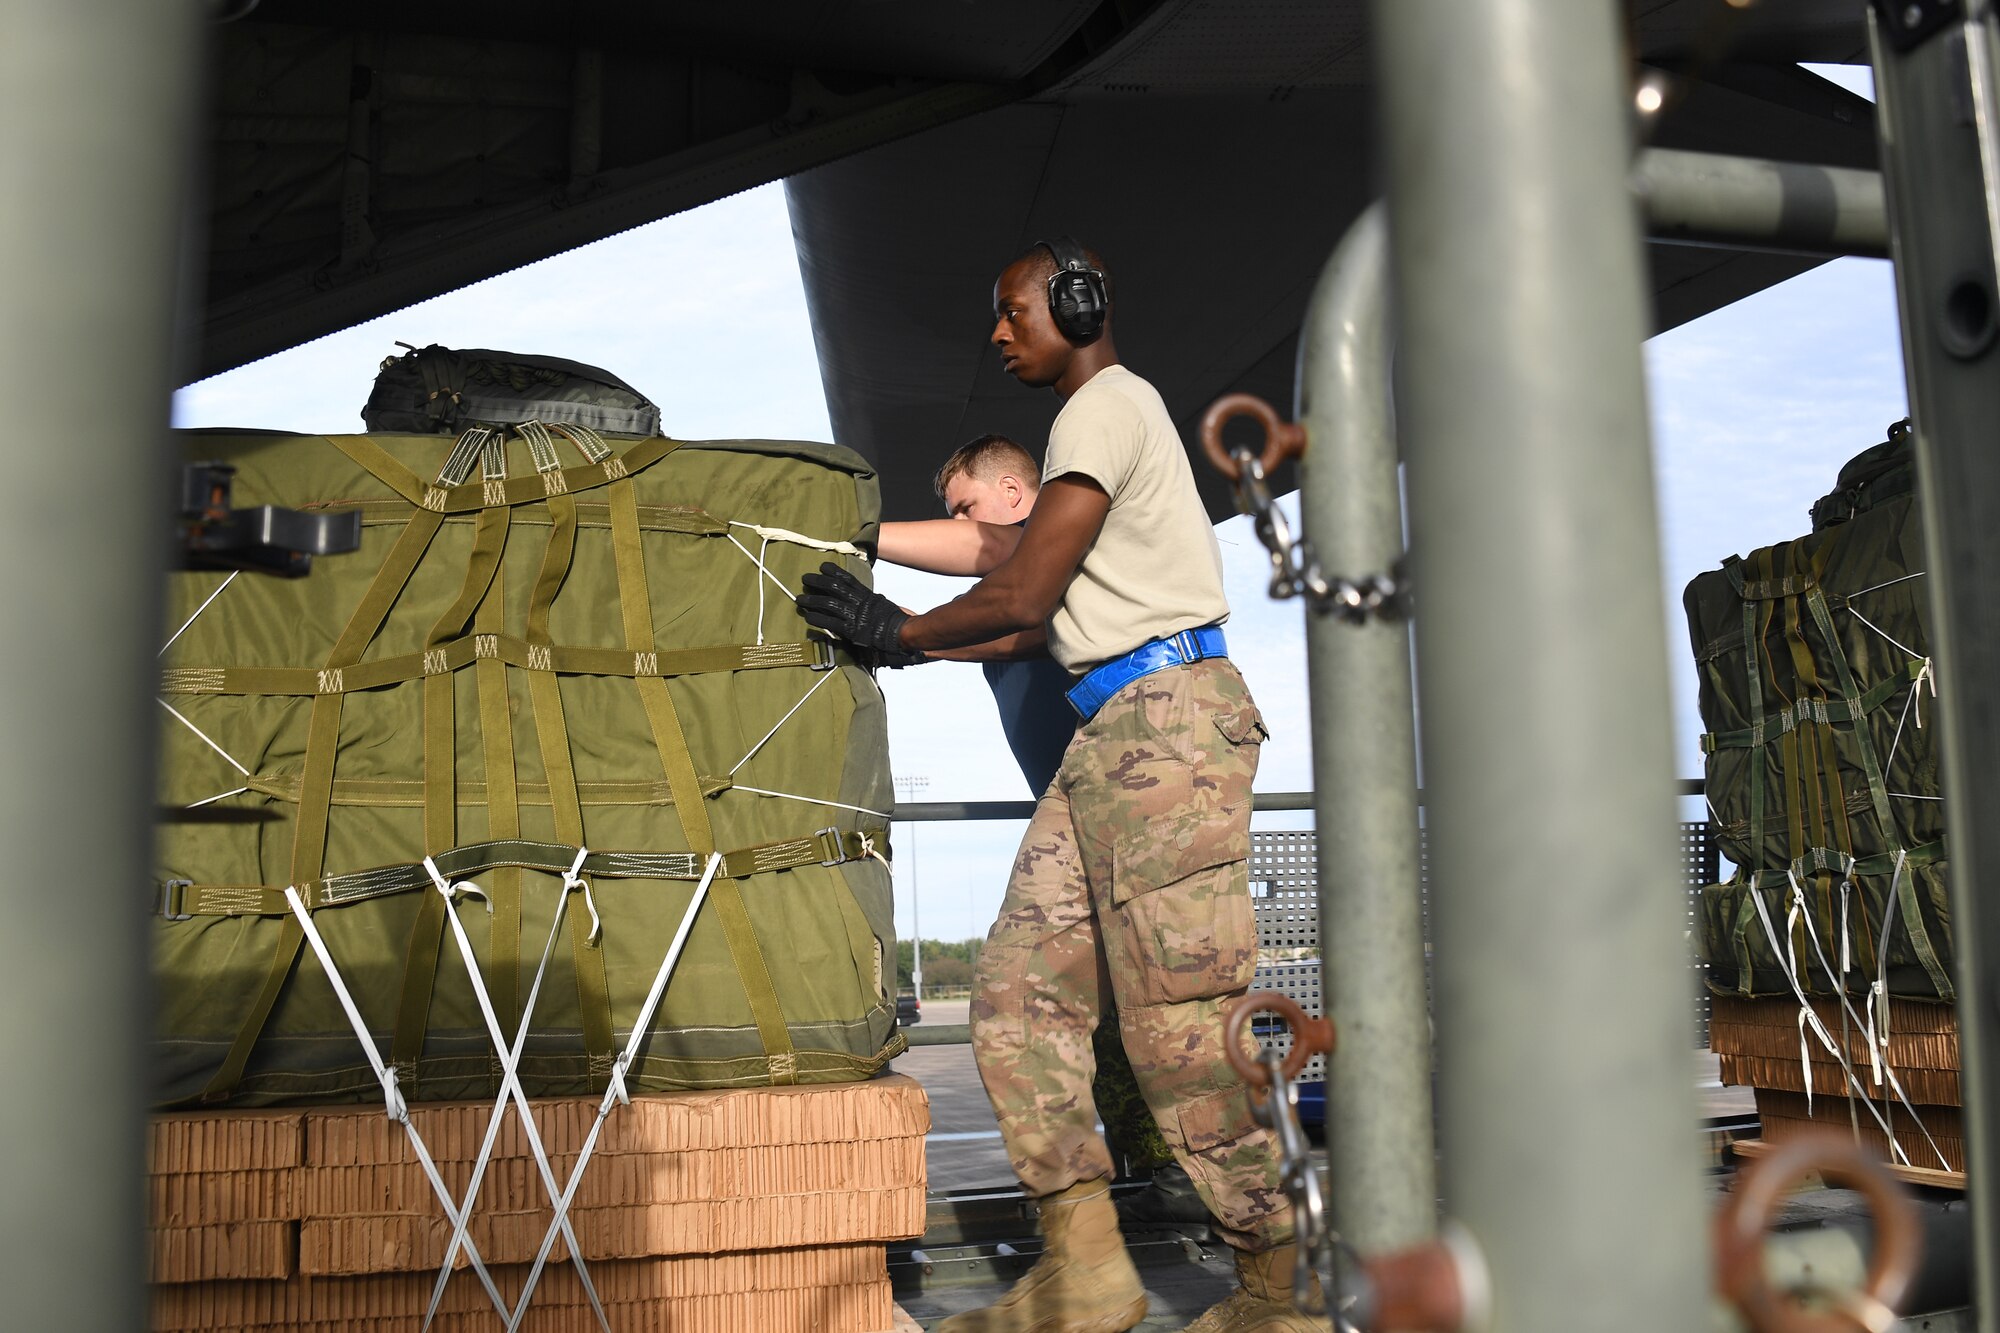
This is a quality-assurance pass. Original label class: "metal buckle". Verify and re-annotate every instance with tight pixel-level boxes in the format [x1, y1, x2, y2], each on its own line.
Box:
[808, 638, 837, 671]
[816, 826, 848, 866]
[159, 879, 193, 921]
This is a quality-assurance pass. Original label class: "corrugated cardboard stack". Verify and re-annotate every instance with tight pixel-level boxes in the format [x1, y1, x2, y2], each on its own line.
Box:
[1712, 994, 1961, 1173]
[150, 1074, 929, 1331]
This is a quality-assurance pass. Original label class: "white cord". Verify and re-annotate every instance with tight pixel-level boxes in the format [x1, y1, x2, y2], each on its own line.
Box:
[1844, 604, 1924, 662]
[185, 786, 250, 810]
[725, 532, 804, 598]
[421, 852, 611, 1333]
[1844, 570, 1926, 599]
[730, 783, 893, 820]
[507, 854, 724, 1328]
[281, 885, 512, 1319]
[159, 571, 239, 656]
[730, 669, 837, 775]
[158, 698, 251, 776]
[727, 520, 862, 555]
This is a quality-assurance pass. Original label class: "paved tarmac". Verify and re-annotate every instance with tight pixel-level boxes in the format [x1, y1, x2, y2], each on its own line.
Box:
[894, 999, 1754, 1194]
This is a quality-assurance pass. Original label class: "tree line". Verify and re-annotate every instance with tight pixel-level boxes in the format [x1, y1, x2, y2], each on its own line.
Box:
[894, 937, 984, 992]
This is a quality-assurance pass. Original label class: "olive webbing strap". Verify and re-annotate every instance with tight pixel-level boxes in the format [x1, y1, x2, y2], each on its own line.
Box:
[608, 477, 796, 1080]
[330, 434, 683, 514]
[522, 488, 615, 1074]
[1735, 554, 1770, 997]
[829, 871, 888, 1010]
[1792, 580, 1824, 860]
[394, 502, 514, 1078]
[475, 566, 524, 1035]
[203, 505, 448, 1101]
[1804, 585, 1953, 998]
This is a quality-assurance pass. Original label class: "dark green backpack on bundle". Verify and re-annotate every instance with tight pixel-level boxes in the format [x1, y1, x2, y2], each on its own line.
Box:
[1683, 420, 1953, 1001]
[361, 344, 662, 438]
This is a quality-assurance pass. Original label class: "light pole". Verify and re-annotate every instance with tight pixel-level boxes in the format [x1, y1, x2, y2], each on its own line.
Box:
[894, 775, 929, 996]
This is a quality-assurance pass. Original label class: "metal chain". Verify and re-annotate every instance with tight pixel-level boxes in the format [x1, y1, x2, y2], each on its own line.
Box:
[1249, 1047, 1360, 1330]
[1227, 449, 1405, 622]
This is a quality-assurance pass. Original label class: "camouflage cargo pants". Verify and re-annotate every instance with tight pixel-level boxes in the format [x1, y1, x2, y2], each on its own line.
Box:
[969, 658, 1290, 1251]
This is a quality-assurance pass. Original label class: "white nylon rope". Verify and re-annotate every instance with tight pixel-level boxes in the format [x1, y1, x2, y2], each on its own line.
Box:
[730, 668, 838, 775]
[730, 784, 894, 820]
[185, 786, 250, 810]
[281, 886, 512, 1319]
[1844, 603, 1925, 662]
[1788, 869, 1950, 1169]
[159, 571, 239, 656]
[421, 851, 611, 1333]
[1761, 868, 1951, 1168]
[1844, 570, 1927, 599]
[723, 521, 864, 646]
[1863, 851, 1908, 1092]
[1882, 659, 1935, 786]
[727, 520, 863, 555]
[158, 699, 251, 776]
[507, 853, 725, 1328]
[1746, 876, 1914, 1165]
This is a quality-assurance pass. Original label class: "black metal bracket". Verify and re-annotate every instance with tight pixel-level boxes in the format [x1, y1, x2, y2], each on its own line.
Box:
[180, 462, 361, 577]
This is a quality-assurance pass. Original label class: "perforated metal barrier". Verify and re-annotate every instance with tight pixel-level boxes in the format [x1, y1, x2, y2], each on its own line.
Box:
[1249, 821, 1721, 1073]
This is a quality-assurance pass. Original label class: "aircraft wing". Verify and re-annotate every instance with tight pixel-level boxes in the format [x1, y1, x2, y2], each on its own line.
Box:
[787, 3, 1882, 519]
[191, 2, 1879, 520]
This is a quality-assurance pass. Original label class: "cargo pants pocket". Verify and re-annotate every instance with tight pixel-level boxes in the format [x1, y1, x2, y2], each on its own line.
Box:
[1107, 806, 1257, 1008]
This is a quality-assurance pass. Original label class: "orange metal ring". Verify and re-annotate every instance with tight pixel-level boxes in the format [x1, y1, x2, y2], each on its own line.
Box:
[1714, 1132, 1921, 1333]
[1199, 393, 1307, 482]
[1223, 991, 1337, 1088]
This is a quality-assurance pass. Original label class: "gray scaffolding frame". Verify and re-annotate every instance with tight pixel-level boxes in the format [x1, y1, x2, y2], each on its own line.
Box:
[1308, 1, 1997, 1327]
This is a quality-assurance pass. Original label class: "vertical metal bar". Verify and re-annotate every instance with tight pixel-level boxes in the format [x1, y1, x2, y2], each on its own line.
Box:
[0, 1, 205, 1326]
[1869, 5, 2000, 1326]
[1367, 1, 1709, 1329]
[1292, 202, 1438, 1253]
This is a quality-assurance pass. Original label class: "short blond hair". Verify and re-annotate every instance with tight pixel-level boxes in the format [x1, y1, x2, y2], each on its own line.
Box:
[933, 434, 1040, 506]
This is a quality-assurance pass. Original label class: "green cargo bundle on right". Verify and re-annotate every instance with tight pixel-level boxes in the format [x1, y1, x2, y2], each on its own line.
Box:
[1683, 420, 1954, 1002]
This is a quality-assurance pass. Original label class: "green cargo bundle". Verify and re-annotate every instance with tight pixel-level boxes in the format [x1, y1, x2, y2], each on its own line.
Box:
[1684, 421, 1952, 1002]
[155, 423, 901, 1107]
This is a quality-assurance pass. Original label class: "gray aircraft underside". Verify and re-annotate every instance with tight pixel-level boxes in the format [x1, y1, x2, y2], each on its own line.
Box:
[194, 0, 1878, 521]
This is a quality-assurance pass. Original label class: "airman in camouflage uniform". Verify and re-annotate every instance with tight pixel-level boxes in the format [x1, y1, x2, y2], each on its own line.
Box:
[799, 239, 1319, 1331]
[972, 657, 1283, 1246]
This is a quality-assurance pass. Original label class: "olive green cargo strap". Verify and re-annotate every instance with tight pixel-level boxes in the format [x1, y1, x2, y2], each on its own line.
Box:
[202, 504, 448, 1102]
[241, 771, 736, 808]
[517, 486, 615, 1075]
[156, 828, 890, 919]
[159, 635, 828, 695]
[1730, 837, 1946, 890]
[473, 560, 525, 1035]
[1699, 657, 1929, 751]
[397, 488, 515, 1079]
[1801, 582, 1951, 997]
[608, 475, 796, 1083]
[329, 433, 682, 514]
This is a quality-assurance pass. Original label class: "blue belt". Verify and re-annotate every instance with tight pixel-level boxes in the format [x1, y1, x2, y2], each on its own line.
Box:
[1065, 624, 1228, 721]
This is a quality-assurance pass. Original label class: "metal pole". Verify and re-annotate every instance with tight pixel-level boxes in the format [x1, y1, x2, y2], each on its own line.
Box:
[1368, 0, 1709, 1328]
[1635, 148, 1889, 259]
[1292, 202, 1437, 1253]
[1867, 5, 2000, 1326]
[0, 1, 205, 1327]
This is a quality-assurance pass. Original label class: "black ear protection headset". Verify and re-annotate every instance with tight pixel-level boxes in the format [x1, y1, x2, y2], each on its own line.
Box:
[1037, 236, 1108, 344]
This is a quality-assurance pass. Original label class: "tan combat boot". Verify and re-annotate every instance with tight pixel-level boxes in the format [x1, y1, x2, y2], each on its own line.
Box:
[1178, 1244, 1328, 1332]
[934, 1179, 1148, 1332]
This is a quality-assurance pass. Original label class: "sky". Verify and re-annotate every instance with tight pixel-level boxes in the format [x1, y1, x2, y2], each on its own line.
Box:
[174, 65, 1905, 947]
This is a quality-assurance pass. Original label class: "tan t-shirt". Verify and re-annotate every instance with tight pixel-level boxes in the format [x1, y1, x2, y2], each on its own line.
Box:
[1039, 364, 1230, 671]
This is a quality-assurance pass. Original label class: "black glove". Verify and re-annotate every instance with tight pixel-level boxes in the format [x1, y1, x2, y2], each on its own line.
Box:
[798, 562, 925, 665]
